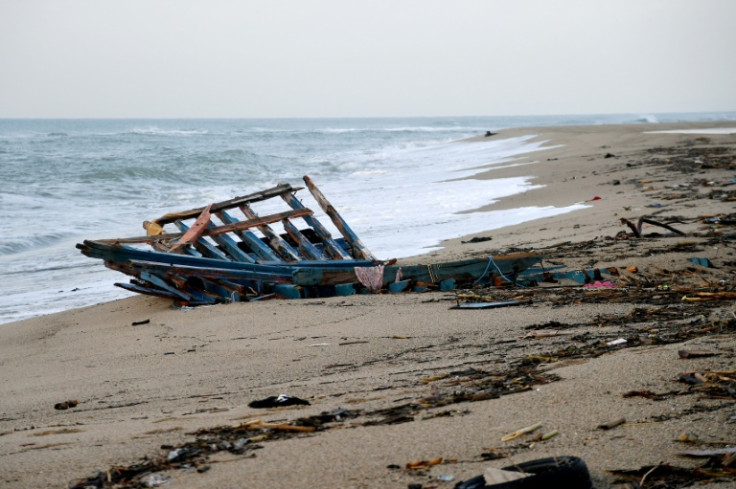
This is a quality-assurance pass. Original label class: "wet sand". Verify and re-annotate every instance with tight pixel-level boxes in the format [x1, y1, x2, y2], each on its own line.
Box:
[1, 122, 735, 489]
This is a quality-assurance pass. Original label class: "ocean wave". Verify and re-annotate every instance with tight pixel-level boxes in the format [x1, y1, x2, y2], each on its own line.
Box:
[233, 125, 489, 136]
[0, 131, 45, 141]
[1, 259, 92, 277]
[129, 127, 210, 136]
[350, 169, 388, 177]
[318, 125, 485, 134]
[0, 232, 73, 256]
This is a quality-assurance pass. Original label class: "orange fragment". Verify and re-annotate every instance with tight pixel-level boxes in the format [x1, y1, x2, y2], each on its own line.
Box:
[406, 457, 443, 470]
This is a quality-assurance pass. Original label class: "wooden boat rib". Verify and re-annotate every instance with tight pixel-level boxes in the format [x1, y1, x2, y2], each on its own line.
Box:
[77, 176, 541, 305]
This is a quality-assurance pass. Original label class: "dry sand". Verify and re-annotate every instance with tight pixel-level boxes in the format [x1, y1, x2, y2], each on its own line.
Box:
[1, 122, 735, 489]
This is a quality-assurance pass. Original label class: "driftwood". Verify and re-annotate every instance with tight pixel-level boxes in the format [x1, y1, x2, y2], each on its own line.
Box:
[620, 216, 686, 238]
[597, 418, 626, 430]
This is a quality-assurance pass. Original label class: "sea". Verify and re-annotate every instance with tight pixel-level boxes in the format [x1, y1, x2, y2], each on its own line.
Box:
[1, 112, 734, 325]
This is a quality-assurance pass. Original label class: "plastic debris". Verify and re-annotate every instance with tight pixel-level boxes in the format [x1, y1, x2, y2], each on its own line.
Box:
[167, 448, 186, 462]
[688, 257, 714, 267]
[140, 473, 170, 487]
[483, 467, 531, 484]
[583, 280, 615, 288]
[248, 394, 311, 408]
[456, 456, 592, 489]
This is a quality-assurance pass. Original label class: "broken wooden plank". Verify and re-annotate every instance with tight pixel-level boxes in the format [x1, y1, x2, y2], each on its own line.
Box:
[303, 175, 377, 261]
[173, 220, 229, 260]
[151, 184, 301, 226]
[280, 190, 352, 259]
[169, 204, 212, 254]
[107, 209, 314, 246]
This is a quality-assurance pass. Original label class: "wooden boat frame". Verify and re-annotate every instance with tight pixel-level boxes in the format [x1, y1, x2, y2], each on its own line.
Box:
[77, 176, 541, 304]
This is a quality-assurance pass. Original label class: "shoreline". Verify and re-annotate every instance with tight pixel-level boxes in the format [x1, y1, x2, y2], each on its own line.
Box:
[2, 120, 734, 326]
[413, 121, 736, 261]
[1, 121, 735, 489]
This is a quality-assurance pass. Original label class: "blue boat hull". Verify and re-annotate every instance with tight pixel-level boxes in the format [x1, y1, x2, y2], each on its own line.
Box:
[76, 176, 541, 305]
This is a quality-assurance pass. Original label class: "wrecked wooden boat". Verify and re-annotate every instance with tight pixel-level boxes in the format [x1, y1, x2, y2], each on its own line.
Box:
[77, 176, 541, 305]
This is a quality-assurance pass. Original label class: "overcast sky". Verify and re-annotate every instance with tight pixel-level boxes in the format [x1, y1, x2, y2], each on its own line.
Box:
[2, 0, 735, 118]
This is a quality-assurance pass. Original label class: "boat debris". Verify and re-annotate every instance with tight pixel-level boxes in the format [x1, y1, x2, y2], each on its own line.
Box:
[77, 176, 542, 305]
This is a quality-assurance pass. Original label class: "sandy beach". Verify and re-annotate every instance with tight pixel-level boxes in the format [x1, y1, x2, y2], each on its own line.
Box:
[2, 122, 735, 489]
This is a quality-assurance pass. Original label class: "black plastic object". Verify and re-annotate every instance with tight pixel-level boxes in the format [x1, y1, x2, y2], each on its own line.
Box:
[454, 456, 593, 489]
[248, 394, 311, 408]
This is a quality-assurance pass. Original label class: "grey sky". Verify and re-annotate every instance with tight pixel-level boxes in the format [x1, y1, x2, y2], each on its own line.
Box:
[2, 0, 735, 118]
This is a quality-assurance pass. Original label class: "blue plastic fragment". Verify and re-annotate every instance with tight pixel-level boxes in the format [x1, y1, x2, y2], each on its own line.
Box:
[688, 257, 713, 268]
